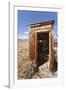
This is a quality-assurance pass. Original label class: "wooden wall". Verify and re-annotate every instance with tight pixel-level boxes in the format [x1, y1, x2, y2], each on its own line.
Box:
[29, 31, 36, 64]
[29, 20, 54, 72]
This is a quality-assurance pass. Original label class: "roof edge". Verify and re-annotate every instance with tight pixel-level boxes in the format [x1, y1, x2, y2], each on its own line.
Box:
[30, 20, 54, 27]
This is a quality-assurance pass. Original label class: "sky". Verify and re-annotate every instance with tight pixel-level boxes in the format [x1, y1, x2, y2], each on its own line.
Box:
[18, 10, 58, 39]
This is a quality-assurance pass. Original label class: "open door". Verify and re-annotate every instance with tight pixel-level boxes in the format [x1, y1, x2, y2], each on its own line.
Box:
[36, 32, 49, 67]
[29, 20, 54, 72]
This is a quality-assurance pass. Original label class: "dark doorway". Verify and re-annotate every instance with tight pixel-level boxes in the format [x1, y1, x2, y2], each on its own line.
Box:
[37, 32, 49, 67]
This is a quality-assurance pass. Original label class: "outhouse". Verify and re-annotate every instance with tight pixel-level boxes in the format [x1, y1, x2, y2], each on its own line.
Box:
[29, 20, 54, 72]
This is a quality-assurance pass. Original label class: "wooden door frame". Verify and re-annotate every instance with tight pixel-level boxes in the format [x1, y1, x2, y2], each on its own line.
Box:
[35, 30, 53, 71]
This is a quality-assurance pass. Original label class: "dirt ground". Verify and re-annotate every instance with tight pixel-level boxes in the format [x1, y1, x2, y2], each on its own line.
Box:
[18, 39, 57, 79]
[18, 39, 32, 79]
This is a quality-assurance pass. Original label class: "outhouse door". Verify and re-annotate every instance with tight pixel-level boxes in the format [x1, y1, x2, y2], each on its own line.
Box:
[34, 30, 54, 71]
[36, 32, 49, 67]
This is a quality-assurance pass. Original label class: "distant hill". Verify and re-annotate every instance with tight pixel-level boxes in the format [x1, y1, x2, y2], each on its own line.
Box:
[18, 39, 29, 42]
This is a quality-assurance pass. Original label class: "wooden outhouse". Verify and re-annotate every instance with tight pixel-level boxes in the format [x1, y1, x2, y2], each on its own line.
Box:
[29, 20, 54, 72]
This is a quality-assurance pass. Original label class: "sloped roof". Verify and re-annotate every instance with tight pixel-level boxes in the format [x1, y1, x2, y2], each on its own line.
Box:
[30, 20, 54, 27]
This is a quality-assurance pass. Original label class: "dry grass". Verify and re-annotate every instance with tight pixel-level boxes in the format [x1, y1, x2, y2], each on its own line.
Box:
[17, 39, 57, 79]
[17, 39, 32, 79]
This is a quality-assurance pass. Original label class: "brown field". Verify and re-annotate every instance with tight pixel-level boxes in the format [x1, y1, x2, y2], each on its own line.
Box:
[18, 39, 57, 79]
[18, 39, 32, 79]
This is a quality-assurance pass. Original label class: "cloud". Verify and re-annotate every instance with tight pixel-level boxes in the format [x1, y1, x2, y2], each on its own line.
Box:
[18, 32, 28, 39]
[22, 34, 28, 39]
[18, 34, 22, 39]
[24, 31, 28, 35]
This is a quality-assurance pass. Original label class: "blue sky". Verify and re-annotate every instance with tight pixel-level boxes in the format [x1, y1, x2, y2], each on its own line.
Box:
[18, 10, 57, 39]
